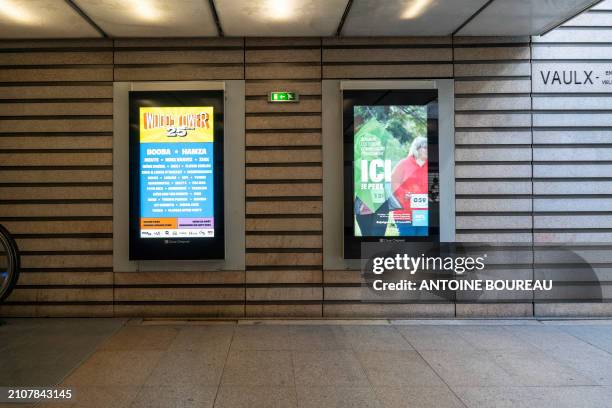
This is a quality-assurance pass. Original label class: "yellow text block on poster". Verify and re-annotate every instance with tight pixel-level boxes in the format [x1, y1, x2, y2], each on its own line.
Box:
[140, 106, 214, 143]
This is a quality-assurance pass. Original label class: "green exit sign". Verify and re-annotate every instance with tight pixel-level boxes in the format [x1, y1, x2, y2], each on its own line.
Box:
[269, 91, 299, 103]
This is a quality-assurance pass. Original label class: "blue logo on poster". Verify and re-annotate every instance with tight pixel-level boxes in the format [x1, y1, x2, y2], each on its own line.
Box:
[412, 210, 428, 227]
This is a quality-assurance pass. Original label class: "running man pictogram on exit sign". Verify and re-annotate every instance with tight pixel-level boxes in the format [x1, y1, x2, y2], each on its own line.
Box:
[269, 91, 299, 103]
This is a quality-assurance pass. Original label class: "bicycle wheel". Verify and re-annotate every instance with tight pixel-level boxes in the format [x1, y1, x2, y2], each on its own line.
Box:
[0, 224, 19, 303]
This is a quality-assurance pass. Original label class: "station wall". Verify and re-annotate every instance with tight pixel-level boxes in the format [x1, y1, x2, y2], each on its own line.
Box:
[0, 1, 610, 317]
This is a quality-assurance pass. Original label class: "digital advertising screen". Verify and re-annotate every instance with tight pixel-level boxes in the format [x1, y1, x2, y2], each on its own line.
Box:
[129, 90, 224, 260]
[353, 105, 429, 237]
[139, 106, 215, 239]
[343, 90, 439, 259]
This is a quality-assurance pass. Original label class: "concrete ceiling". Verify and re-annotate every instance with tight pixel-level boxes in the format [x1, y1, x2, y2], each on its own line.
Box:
[0, 0, 602, 39]
[216, 0, 348, 36]
[343, 0, 489, 36]
[0, 0, 100, 38]
[73, 0, 218, 37]
[456, 0, 601, 36]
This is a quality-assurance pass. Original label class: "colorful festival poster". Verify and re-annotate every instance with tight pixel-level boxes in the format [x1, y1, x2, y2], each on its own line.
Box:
[139, 106, 215, 239]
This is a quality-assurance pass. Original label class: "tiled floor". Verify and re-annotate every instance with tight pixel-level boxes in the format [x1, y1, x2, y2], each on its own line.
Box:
[1, 318, 611, 407]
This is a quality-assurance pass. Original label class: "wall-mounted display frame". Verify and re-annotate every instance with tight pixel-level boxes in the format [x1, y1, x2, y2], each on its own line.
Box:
[322, 80, 455, 265]
[113, 81, 245, 272]
[343, 89, 440, 259]
[128, 90, 225, 260]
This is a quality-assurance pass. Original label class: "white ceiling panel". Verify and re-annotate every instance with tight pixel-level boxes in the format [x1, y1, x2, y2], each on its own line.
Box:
[74, 0, 218, 37]
[0, 0, 601, 39]
[216, 0, 348, 36]
[0, 0, 101, 38]
[457, 0, 599, 36]
[343, 0, 489, 36]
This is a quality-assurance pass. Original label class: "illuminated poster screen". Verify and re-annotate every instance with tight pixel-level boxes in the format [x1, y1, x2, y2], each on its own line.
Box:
[129, 90, 224, 260]
[343, 89, 439, 259]
[139, 106, 215, 239]
[353, 105, 428, 237]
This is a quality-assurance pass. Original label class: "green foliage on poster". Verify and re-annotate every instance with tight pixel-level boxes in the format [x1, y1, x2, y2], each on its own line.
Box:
[353, 105, 426, 213]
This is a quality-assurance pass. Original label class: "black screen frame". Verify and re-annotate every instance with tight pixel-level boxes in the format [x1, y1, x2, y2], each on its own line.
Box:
[128, 90, 225, 260]
[343, 89, 440, 259]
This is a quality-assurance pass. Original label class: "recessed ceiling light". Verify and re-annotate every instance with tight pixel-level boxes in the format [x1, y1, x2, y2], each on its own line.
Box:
[267, 0, 293, 20]
[401, 0, 432, 19]
[131, 0, 162, 21]
[0, 0, 36, 24]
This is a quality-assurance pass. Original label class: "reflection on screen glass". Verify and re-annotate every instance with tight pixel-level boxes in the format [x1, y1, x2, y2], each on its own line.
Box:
[353, 105, 429, 237]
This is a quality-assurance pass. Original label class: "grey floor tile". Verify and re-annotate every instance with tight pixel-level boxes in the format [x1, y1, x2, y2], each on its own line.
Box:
[289, 326, 351, 351]
[0, 318, 125, 388]
[32, 401, 68, 408]
[541, 321, 612, 326]
[167, 326, 234, 353]
[144, 350, 226, 386]
[552, 385, 612, 408]
[342, 326, 413, 351]
[130, 384, 217, 408]
[65, 386, 141, 408]
[221, 350, 293, 386]
[356, 351, 445, 387]
[62, 351, 164, 387]
[32, 399, 71, 408]
[455, 326, 532, 351]
[214, 386, 297, 408]
[509, 325, 592, 351]
[457, 385, 612, 408]
[296, 386, 382, 408]
[419, 349, 514, 387]
[0, 319, 125, 348]
[1, 319, 612, 408]
[98, 326, 179, 351]
[373, 386, 465, 408]
[293, 350, 369, 386]
[511, 326, 612, 385]
[556, 325, 612, 354]
[0, 350, 73, 387]
[489, 349, 597, 386]
[395, 326, 474, 351]
[230, 326, 291, 351]
[453, 386, 560, 408]
[3, 332, 107, 357]
[541, 345, 612, 385]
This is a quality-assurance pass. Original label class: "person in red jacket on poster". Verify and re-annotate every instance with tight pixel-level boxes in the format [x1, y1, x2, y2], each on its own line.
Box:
[391, 136, 428, 236]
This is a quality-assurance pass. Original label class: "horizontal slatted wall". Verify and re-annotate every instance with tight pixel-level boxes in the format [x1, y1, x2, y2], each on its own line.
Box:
[245, 38, 323, 317]
[532, 1, 612, 316]
[321, 37, 455, 317]
[112, 38, 245, 317]
[0, 39, 114, 317]
[453, 36, 534, 317]
[1, 22, 610, 318]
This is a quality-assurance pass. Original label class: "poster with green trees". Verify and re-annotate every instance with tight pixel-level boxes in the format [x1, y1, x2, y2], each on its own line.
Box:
[353, 105, 427, 237]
